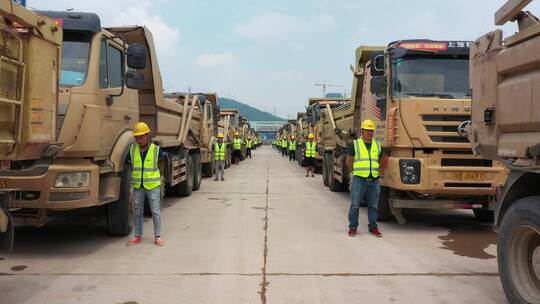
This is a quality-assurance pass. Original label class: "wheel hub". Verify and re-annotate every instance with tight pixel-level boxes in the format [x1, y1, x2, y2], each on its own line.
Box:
[532, 246, 540, 280]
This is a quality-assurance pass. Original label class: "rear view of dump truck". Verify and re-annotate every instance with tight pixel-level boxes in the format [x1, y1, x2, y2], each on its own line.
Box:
[0, 1, 62, 249]
[467, 0, 540, 302]
[0, 8, 209, 244]
[320, 43, 507, 223]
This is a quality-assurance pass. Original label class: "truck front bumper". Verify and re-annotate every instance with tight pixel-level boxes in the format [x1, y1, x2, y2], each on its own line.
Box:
[0, 159, 100, 210]
[383, 156, 507, 196]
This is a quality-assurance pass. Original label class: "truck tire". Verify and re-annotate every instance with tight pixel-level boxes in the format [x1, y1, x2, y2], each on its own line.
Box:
[322, 153, 330, 187]
[377, 186, 393, 221]
[473, 208, 494, 222]
[202, 159, 214, 177]
[498, 196, 540, 304]
[192, 153, 202, 191]
[328, 155, 343, 192]
[107, 165, 134, 236]
[173, 154, 194, 197]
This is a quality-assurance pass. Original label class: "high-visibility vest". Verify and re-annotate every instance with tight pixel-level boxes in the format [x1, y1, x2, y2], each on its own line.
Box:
[233, 138, 242, 150]
[130, 143, 161, 190]
[246, 140, 253, 148]
[289, 140, 297, 151]
[353, 138, 380, 178]
[305, 141, 317, 157]
[281, 140, 288, 148]
[214, 143, 226, 160]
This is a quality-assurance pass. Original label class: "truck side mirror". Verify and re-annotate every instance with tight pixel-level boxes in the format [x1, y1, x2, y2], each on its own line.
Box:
[127, 43, 147, 70]
[370, 55, 385, 77]
[125, 70, 144, 89]
[370, 76, 387, 96]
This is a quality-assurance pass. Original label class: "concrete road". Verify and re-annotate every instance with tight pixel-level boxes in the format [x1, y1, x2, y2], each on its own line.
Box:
[0, 146, 505, 304]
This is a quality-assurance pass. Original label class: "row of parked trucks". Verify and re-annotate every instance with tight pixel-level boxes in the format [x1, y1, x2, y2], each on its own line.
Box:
[277, 1, 540, 302]
[0, 1, 260, 250]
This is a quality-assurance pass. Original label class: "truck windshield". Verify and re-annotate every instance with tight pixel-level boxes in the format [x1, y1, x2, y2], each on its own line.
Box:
[60, 32, 92, 87]
[392, 57, 469, 99]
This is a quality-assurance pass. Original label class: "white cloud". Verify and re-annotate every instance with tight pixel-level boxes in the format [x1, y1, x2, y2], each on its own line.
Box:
[30, 0, 180, 57]
[235, 12, 337, 45]
[196, 53, 235, 68]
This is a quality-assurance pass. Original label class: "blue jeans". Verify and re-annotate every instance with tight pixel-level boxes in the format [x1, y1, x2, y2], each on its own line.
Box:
[133, 187, 161, 237]
[349, 176, 380, 230]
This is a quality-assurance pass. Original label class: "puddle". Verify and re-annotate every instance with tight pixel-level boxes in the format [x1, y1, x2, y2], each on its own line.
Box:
[435, 222, 497, 259]
[10, 265, 27, 271]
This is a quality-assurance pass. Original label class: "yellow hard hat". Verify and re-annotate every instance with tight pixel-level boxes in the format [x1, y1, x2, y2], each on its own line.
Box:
[133, 122, 151, 136]
[308, 133, 315, 139]
[217, 133, 224, 138]
[235, 132, 239, 136]
[361, 119, 376, 131]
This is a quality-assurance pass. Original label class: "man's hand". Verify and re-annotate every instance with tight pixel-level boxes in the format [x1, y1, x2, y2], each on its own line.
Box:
[346, 155, 353, 171]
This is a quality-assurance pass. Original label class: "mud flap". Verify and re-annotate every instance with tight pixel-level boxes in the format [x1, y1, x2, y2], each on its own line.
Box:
[0, 196, 14, 250]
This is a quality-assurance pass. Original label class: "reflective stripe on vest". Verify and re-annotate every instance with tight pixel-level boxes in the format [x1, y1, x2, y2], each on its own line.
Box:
[131, 143, 161, 190]
[289, 141, 297, 151]
[214, 143, 226, 160]
[246, 140, 253, 148]
[353, 139, 380, 178]
[305, 141, 317, 157]
[233, 138, 242, 150]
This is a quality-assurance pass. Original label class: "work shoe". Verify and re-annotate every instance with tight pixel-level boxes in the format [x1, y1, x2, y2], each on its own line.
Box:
[369, 227, 383, 238]
[311, 174, 315, 177]
[348, 228, 357, 237]
[127, 236, 142, 246]
[214, 177, 218, 181]
[305, 174, 309, 177]
[155, 237, 165, 246]
[221, 177, 225, 181]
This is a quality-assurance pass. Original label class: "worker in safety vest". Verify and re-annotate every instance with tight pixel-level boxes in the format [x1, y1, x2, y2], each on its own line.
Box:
[214, 133, 226, 181]
[288, 135, 297, 162]
[246, 136, 253, 159]
[304, 133, 317, 177]
[281, 136, 288, 157]
[233, 132, 242, 165]
[127, 122, 164, 246]
[345, 119, 382, 238]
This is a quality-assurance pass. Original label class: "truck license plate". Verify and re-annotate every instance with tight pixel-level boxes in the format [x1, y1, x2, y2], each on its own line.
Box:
[0, 179, 9, 189]
[452, 172, 485, 181]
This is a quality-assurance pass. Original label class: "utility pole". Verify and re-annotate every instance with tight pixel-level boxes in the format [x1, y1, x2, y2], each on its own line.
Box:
[315, 81, 344, 97]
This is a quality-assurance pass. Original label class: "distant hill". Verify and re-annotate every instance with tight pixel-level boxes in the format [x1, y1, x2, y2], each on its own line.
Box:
[218, 97, 284, 121]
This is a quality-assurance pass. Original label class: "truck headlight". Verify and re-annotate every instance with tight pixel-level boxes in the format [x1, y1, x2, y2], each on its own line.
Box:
[399, 159, 421, 185]
[54, 172, 90, 188]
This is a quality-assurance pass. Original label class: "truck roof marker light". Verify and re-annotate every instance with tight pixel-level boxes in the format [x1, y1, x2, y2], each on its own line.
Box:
[53, 19, 64, 27]
[398, 42, 448, 52]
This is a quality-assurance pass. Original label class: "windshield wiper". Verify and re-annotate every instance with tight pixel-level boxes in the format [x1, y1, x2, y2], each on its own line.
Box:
[401, 92, 455, 99]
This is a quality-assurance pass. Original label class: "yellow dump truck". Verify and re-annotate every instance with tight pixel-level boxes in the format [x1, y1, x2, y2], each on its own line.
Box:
[467, 0, 540, 302]
[320, 43, 507, 223]
[297, 98, 350, 172]
[0, 8, 210, 240]
[219, 108, 241, 167]
[165, 92, 220, 178]
[0, 1, 63, 249]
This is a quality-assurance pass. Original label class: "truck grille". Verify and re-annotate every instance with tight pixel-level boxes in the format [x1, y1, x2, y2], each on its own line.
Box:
[422, 115, 470, 144]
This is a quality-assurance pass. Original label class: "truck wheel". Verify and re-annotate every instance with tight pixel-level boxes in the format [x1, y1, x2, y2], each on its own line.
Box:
[473, 208, 494, 222]
[192, 153, 202, 191]
[322, 154, 330, 187]
[107, 165, 134, 236]
[377, 186, 393, 221]
[498, 196, 540, 304]
[328, 155, 343, 192]
[202, 159, 214, 177]
[173, 154, 194, 197]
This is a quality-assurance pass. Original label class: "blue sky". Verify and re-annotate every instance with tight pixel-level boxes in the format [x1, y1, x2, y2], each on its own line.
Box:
[32, 0, 540, 119]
